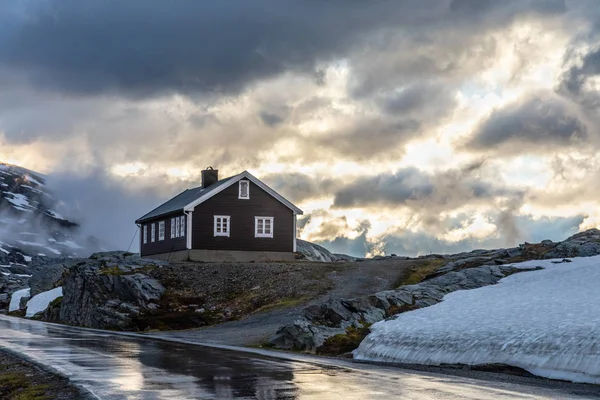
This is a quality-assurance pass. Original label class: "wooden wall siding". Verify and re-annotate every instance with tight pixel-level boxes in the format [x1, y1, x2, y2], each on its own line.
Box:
[140, 212, 187, 256]
[192, 181, 294, 252]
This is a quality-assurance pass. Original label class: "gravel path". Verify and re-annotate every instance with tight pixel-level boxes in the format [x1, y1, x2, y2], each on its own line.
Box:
[151, 258, 432, 345]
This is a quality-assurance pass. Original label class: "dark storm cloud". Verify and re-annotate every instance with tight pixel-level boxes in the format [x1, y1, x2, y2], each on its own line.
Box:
[332, 162, 521, 209]
[559, 45, 600, 110]
[0, 0, 568, 98]
[262, 172, 337, 203]
[0, 1, 420, 97]
[467, 95, 588, 151]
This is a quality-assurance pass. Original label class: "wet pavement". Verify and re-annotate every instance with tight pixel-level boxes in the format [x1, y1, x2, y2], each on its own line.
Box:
[0, 315, 598, 399]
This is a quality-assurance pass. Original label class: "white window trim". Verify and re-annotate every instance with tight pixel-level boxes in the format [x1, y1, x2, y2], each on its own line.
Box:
[214, 215, 231, 237]
[179, 215, 185, 237]
[255, 216, 274, 238]
[151, 223, 156, 243]
[158, 221, 165, 241]
[238, 180, 250, 199]
[143, 225, 148, 244]
[170, 218, 175, 239]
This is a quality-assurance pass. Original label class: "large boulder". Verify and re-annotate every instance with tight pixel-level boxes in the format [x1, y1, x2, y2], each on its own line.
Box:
[57, 252, 166, 330]
[29, 263, 71, 297]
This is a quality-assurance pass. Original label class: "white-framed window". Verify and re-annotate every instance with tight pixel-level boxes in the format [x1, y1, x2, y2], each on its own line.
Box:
[255, 216, 274, 238]
[143, 225, 148, 244]
[158, 221, 165, 241]
[214, 215, 230, 237]
[151, 223, 156, 242]
[179, 216, 186, 237]
[239, 180, 250, 199]
[171, 216, 187, 238]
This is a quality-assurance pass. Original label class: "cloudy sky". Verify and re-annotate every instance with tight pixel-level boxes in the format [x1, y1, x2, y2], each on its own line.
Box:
[1, 0, 600, 256]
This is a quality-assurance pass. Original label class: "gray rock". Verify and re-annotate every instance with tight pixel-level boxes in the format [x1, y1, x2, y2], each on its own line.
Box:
[19, 296, 30, 310]
[270, 263, 535, 352]
[296, 239, 339, 262]
[269, 320, 344, 351]
[56, 252, 166, 330]
[29, 263, 68, 297]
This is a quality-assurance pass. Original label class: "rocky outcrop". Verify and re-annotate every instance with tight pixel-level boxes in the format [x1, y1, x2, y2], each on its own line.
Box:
[0, 273, 30, 311]
[57, 252, 166, 330]
[296, 239, 339, 262]
[269, 264, 540, 352]
[29, 263, 70, 297]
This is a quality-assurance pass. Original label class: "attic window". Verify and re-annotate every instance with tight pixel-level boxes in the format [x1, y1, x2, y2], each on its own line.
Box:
[214, 215, 230, 237]
[255, 216, 274, 238]
[239, 180, 250, 199]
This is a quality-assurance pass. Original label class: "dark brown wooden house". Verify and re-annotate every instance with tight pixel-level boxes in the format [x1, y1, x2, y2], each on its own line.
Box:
[135, 168, 303, 262]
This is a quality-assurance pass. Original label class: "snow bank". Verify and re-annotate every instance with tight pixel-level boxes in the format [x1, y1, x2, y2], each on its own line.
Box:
[26, 287, 63, 318]
[354, 256, 600, 384]
[9, 288, 30, 312]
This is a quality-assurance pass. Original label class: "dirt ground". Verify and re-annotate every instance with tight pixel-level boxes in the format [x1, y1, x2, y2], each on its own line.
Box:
[150, 258, 441, 345]
[0, 350, 84, 400]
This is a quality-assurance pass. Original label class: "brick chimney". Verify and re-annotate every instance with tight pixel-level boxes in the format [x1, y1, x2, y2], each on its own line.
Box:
[201, 167, 219, 188]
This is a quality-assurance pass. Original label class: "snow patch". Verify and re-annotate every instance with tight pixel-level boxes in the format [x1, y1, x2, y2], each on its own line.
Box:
[354, 256, 600, 384]
[26, 287, 62, 318]
[9, 288, 30, 312]
[3, 192, 32, 211]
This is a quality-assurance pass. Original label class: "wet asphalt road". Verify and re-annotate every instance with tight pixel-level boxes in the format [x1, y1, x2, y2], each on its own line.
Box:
[0, 315, 598, 400]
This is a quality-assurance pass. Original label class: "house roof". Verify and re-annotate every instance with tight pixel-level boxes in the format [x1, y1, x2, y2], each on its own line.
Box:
[135, 171, 302, 224]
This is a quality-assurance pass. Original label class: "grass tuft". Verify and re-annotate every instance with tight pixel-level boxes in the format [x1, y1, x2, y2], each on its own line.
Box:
[394, 259, 446, 287]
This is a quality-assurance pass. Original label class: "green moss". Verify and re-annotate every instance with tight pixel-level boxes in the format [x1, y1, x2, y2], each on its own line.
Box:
[250, 296, 310, 315]
[0, 372, 51, 400]
[316, 324, 371, 356]
[99, 265, 156, 276]
[48, 297, 62, 308]
[394, 259, 446, 287]
[98, 266, 127, 276]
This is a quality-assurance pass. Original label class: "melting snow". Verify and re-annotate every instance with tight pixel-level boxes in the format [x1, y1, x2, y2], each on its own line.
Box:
[9, 288, 30, 312]
[3, 192, 32, 211]
[26, 287, 62, 318]
[354, 256, 600, 384]
[47, 210, 64, 219]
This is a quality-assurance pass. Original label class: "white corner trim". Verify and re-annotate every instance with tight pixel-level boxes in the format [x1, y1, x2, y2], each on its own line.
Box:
[186, 211, 193, 249]
[238, 180, 250, 199]
[254, 216, 274, 238]
[183, 171, 303, 214]
[293, 214, 297, 252]
[214, 215, 231, 237]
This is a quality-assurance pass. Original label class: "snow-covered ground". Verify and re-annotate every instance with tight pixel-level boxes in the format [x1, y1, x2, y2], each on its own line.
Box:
[354, 256, 600, 384]
[9, 288, 30, 312]
[26, 287, 62, 318]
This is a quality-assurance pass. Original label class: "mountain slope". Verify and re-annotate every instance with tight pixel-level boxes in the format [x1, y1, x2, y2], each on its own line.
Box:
[0, 162, 94, 261]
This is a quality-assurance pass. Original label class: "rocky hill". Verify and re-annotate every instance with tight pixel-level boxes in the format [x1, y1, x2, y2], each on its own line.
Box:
[0, 162, 103, 310]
